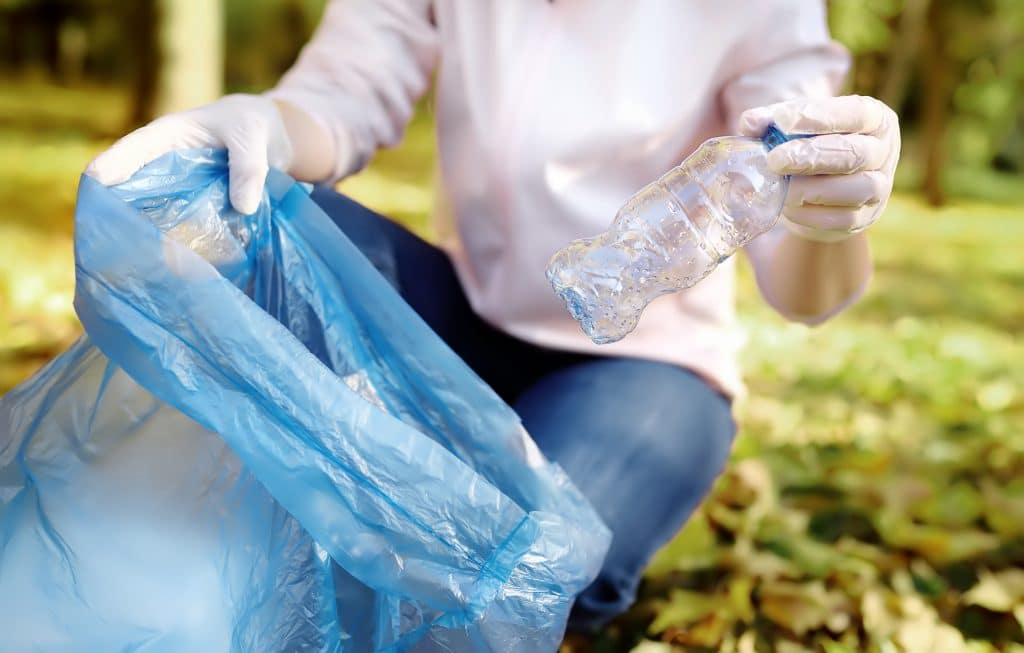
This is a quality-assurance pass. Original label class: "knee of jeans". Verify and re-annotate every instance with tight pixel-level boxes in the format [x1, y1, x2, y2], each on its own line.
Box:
[309, 188, 399, 287]
[686, 414, 736, 478]
[570, 567, 640, 630]
[663, 391, 736, 473]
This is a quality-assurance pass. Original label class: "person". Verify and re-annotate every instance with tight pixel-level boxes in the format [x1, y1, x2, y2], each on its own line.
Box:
[86, 0, 900, 633]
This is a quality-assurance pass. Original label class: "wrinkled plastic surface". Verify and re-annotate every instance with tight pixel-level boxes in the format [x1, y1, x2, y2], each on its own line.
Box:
[546, 126, 801, 344]
[0, 150, 610, 652]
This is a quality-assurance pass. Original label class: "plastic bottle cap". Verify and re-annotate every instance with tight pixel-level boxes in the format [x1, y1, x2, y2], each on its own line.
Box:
[761, 124, 815, 151]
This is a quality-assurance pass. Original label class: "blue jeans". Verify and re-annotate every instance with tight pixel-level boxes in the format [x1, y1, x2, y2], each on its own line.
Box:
[311, 189, 737, 630]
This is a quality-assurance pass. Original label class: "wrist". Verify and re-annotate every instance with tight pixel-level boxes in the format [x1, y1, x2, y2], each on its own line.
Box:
[763, 230, 872, 323]
[779, 228, 870, 258]
[270, 98, 336, 183]
[781, 215, 866, 244]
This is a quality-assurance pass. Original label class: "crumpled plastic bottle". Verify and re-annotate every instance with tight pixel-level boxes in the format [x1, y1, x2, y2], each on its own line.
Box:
[546, 126, 803, 344]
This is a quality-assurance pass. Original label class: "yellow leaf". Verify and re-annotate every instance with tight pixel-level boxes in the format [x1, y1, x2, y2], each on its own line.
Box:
[645, 509, 720, 577]
[648, 589, 721, 634]
[914, 481, 984, 529]
[665, 611, 731, 648]
[629, 642, 675, 653]
[981, 479, 1024, 538]
[716, 459, 775, 514]
[900, 621, 966, 653]
[776, 640, 815, 653]
[728, 576, 755, 623]
[759, 581, 848, 636]
[874, 511, 1000, 564]
[963, 569, 1024, 613]
[822, 640, 857, 653]
[862, 588, 900, 641]
[737, 630, 757, 653]
[726, 537, 802, 581]
[707, 502, 746, 533]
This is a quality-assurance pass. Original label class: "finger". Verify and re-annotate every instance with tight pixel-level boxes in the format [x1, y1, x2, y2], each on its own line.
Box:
[737, 105, 776, 137]
[783, 203, 876, 235]
[85, 118, 187, 186]
[226, 154, 268, 216]
[225, 115, 269, 215]
[768, 134, 889, 175]
[785, 171, 891, 211]
[768, 95, 890, 135]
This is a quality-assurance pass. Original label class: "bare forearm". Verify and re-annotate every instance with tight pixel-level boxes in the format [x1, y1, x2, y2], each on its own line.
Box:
[273, 99, 337, 183]
[760, 232, 872, 324]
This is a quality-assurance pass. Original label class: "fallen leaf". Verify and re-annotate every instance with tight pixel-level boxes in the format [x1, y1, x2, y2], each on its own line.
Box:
[665, 610, 731, 648]
[775, 640, 815, 653]
[728, 575, 755, 623]
[715, 459, 776, 532]
[648, 589, 721, 634]
[736, 630, 757, 653]
[914, 481, 984, 529]
[822, 640, 857, 653]
[981, 479, 1024, 538]
[963, 569, 1024, 613]
[645, 509, 720, 577]
[629, 642, 675, 653]
[874, 511, 1000, 564]
[759, 581, 848, 636]
[862, 588, 900, 642]
[896, 616, 966, 653]
[726, 537, 802, 581]
[708, 502, 747, 534]
[909, 558, 949, 598]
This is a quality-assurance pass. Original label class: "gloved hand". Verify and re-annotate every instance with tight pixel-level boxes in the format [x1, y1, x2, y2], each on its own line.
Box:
[739, 95, 900, 243]
[86, 94, 293, 215]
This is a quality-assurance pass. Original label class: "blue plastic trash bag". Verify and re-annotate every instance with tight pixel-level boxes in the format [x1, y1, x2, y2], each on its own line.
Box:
[0, 150, 611, 652]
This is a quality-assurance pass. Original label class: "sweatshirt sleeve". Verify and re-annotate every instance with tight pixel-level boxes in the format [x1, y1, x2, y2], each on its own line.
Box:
[267, 0, 438, 183]
[720, 0, 850, 129]
[721, 1, 859, 323]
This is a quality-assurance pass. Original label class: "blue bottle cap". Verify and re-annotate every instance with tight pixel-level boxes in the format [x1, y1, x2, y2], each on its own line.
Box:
[762, 124, 815, 151]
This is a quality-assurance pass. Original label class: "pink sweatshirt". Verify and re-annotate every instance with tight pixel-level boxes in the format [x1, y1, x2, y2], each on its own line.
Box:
[269, 0, 851, 398]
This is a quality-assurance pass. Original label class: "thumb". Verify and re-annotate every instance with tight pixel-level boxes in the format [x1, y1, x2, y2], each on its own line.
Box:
[737, 104, 778, 137]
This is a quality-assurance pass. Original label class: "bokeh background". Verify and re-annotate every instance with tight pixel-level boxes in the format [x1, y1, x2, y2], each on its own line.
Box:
[1, 1, 1023, 652]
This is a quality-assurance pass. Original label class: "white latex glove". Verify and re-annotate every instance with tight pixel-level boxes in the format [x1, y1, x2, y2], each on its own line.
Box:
[86, 94, 293, 215]
[739, 95, 900, 243]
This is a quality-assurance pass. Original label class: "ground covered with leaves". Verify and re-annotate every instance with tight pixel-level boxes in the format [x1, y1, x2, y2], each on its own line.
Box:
[1, 79, 1022, 652]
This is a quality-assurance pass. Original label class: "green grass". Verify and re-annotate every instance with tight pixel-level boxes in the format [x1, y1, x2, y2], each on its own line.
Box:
[2, 80, 1023, 652]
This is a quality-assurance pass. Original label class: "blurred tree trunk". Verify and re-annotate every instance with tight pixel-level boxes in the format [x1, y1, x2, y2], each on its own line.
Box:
[128, 1, 159, 128]
[920, 0, 950, 206]
[154, 0, 224, 116]
[879, 0, 930, 112]
[38, 0, 64, 78]
[4, 8, 26, 69]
